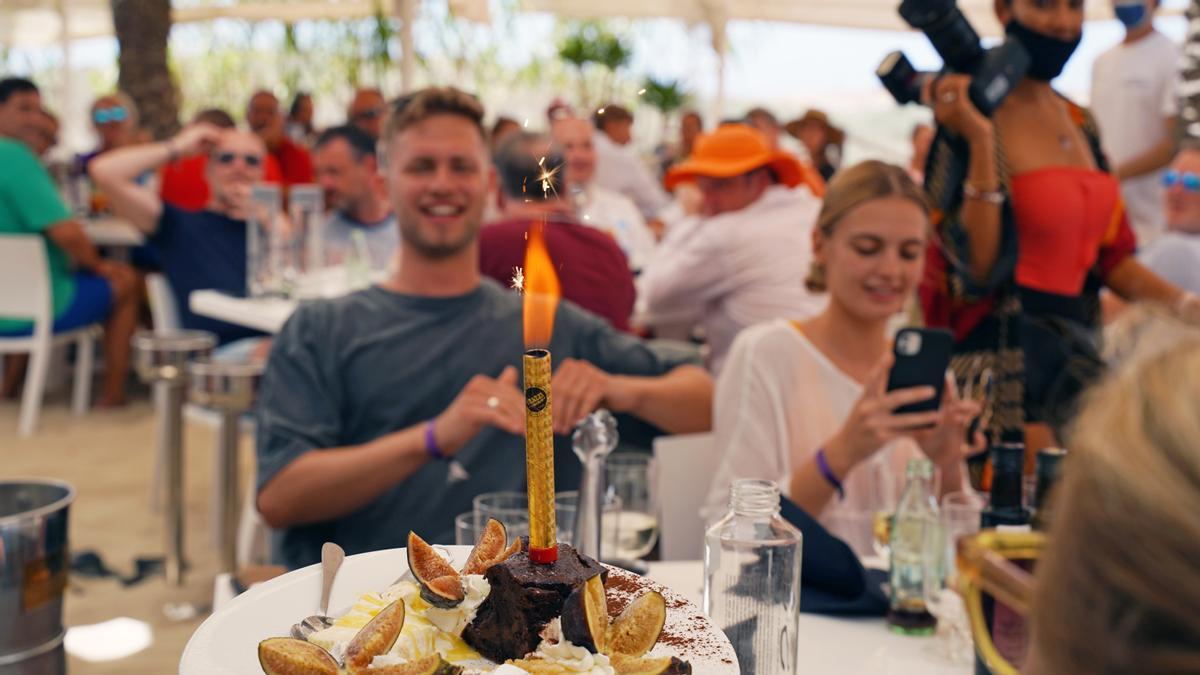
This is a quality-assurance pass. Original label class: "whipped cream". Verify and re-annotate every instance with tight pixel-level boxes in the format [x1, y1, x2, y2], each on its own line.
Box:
[424, 574, 491, 635]
[526, 618, 615, 675]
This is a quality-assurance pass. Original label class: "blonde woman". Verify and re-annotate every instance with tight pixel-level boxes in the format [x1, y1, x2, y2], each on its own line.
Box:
[706, 161, 980, 556]
[1028, 318, 1200, 674]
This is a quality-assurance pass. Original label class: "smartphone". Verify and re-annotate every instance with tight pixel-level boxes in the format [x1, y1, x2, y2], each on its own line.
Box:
[887, 327, 954, 416]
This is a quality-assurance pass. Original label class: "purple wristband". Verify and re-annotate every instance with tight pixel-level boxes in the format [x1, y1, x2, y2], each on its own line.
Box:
[816, 448, 845, 500]
[424, 420, 446, 460]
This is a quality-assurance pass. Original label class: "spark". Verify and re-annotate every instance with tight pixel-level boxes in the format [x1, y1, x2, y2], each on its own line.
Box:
[638, 88, 646, 95]
[538, 162, 562, 199]
[597, 107, 606, 115]
[511, 266, 525, 292]
[523, 118, 530, 128]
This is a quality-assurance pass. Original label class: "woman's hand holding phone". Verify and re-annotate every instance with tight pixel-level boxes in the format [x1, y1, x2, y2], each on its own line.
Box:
[825, 354, 940, 475]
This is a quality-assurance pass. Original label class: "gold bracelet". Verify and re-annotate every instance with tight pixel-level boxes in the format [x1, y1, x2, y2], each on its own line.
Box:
[963, 183, 1003, 205]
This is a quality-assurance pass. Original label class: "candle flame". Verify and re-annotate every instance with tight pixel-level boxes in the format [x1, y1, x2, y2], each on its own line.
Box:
[522, 223, 560, 348]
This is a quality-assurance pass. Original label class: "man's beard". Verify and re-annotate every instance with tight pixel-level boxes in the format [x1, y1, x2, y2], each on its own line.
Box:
[399, 216, 479, 260]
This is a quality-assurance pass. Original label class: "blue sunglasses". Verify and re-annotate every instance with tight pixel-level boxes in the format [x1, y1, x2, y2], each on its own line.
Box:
[1163, 170, 1200, 193]
[92, 106, 128, 124]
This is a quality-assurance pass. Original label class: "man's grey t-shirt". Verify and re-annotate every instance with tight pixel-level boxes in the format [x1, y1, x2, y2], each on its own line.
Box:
[257, 279, 699, 568]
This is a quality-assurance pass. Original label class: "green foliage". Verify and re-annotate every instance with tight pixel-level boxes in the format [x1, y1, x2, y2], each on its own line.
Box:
[556, 21, 633, 110]
[640, 77, 688, 115]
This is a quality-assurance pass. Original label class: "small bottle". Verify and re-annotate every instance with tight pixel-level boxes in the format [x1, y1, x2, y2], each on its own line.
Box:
[980, 442, 1030, 528]
[1031, 447, 1067, 532]
[887, 458, 941, 636]
[976, 442, 1032, 674]
[704, 479, 802, 675]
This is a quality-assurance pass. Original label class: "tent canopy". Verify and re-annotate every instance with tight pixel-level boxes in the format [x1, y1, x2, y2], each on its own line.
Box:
[2, 0, 1146, 49]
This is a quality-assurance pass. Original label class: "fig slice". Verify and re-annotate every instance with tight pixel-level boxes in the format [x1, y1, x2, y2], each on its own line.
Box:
[607, 590, 666, 658]
[461, 518, 508, 576]
[407, 531, 464, 608]
[257, 637, 338, 675]
[560, 573, 609, 654]
[610, 654, 693, 675]
[344, 598, 406, 671]
[365, 654, 464, 674]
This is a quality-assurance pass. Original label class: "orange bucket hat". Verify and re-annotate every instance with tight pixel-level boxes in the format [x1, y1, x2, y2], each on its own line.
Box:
[664, 123, 805, 191]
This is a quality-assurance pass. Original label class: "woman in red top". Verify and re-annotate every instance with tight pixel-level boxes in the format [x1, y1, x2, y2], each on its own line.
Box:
[920, 0, 1195, 448]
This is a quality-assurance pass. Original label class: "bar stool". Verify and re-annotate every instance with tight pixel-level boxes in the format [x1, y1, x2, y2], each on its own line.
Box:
[187, 358, 264, 575]
[132, 330, 215, 586]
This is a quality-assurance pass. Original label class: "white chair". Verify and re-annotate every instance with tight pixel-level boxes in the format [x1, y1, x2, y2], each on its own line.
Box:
[147, 272, 270, 564]
[0, 234, 99, 437]
[653, 432, 719, 561]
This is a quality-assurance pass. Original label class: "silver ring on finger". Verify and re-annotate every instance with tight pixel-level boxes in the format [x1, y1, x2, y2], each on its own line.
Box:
[486, 395, 500, 410]
[941, 91, 957, 103]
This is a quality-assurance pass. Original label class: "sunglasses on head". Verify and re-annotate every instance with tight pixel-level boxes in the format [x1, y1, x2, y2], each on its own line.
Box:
[93, 106, 128, 124]
[1163, 170, 1200, 193]
[214, 151, 262, 168]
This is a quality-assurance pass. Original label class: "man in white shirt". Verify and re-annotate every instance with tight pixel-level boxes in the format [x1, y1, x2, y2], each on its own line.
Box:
[636, 124, 827, 374]
[1139, 147, 1200, 293]
[551, 116, 657, 272]
[312, 125, 398, 273]
[1090, 0, 1180, 245]
[591, 104, 672, 221]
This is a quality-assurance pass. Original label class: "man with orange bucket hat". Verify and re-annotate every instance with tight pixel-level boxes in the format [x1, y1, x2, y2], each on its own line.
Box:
[636, 123, 826, 373]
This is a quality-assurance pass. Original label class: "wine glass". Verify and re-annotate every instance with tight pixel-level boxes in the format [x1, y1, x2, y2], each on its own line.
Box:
[927, 490, 985, 665]
[604, 454, 660, 561]
[473, 491, 531, 542]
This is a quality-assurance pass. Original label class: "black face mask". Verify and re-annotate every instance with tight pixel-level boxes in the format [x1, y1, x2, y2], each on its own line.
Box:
[1005, 19, 1082, 82]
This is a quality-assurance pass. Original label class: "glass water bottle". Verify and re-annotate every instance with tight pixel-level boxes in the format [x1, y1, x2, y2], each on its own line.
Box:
[704, 479, 802, 675]
[887, 458, 942, 635]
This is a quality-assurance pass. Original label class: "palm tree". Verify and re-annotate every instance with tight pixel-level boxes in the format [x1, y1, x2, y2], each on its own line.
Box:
[641, 76, 689, 137]
[557, 22, 632, 111]
[111, 0, 180, 139]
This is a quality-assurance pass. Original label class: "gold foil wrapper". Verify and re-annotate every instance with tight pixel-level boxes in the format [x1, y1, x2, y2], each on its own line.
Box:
[524, 349, 557, 559]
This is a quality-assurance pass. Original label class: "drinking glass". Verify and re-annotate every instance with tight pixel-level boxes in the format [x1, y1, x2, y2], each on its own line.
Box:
[928, 490, 986, 665]
[604, 454, 660, 560]
[473, 491, 530, 542]
[455, 510, 483, 547]
[555, 490, 622, 555]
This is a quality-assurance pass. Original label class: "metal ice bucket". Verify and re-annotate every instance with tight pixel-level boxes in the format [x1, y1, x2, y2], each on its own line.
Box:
[0, 480, 74, 674]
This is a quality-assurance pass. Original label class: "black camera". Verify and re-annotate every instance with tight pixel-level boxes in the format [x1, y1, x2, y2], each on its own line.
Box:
[878, 0, 1030, 116]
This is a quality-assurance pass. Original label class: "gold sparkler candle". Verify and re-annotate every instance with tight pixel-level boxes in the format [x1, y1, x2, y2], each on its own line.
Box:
[522, 223, 561, 564]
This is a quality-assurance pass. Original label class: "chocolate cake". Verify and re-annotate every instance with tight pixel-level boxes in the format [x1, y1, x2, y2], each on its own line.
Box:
[462, 543, 606, 663]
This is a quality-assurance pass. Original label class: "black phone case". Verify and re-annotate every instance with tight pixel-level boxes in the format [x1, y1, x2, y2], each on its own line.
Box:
[887, 328, 954, 415]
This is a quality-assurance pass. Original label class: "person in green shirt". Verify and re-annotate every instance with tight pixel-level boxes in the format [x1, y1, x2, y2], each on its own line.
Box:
[0, 77, 140, 407]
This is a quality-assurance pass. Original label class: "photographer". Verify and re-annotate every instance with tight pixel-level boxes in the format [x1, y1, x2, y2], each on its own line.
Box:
[919, 0, 1197, 448]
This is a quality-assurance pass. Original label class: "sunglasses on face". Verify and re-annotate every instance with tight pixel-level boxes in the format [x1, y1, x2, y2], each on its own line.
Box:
[353, 106, 384, 121]
[1163, 170, 1200, 193]
[92, 106, 128, 124]
[214, 152, 263, 168]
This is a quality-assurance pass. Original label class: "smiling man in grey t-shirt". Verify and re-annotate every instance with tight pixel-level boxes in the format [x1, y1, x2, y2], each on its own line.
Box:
[256, 88, 713, 569]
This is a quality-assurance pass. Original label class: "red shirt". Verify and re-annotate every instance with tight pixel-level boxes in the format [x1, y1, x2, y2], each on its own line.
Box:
[479, 216, 636, 332]
[272, 138, 314, 186]
[159, 154, 284, 211]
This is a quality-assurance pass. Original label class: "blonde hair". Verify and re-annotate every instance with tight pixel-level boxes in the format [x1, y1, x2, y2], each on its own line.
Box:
[805, 160, 930, 292]
[382, 86, 484, 143]
[1030, 316, 1200, 674]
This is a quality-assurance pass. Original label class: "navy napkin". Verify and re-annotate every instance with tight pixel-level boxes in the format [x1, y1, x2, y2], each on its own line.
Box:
[778, 496, 889, 616]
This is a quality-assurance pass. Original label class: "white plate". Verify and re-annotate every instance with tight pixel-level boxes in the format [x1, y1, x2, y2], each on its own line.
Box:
[181, 546, 739, 673]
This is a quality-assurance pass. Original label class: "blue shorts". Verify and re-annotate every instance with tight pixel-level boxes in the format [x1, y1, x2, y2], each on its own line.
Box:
[0, 272, 113, 336]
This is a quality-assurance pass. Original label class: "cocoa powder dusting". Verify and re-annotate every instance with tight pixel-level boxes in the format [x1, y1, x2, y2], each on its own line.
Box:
[603, 567, 734, 664]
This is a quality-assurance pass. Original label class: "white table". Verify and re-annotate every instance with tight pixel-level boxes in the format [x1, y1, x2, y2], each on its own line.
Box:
[84, 216, 144, 247]
[646, 561, 970, 675]
[189, 290, 296, 334]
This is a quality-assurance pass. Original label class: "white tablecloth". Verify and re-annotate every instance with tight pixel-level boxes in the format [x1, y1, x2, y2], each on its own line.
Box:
[189, 290, 296, 334]
[84, 216, 144, 246]
[645, 561, 970, 675]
